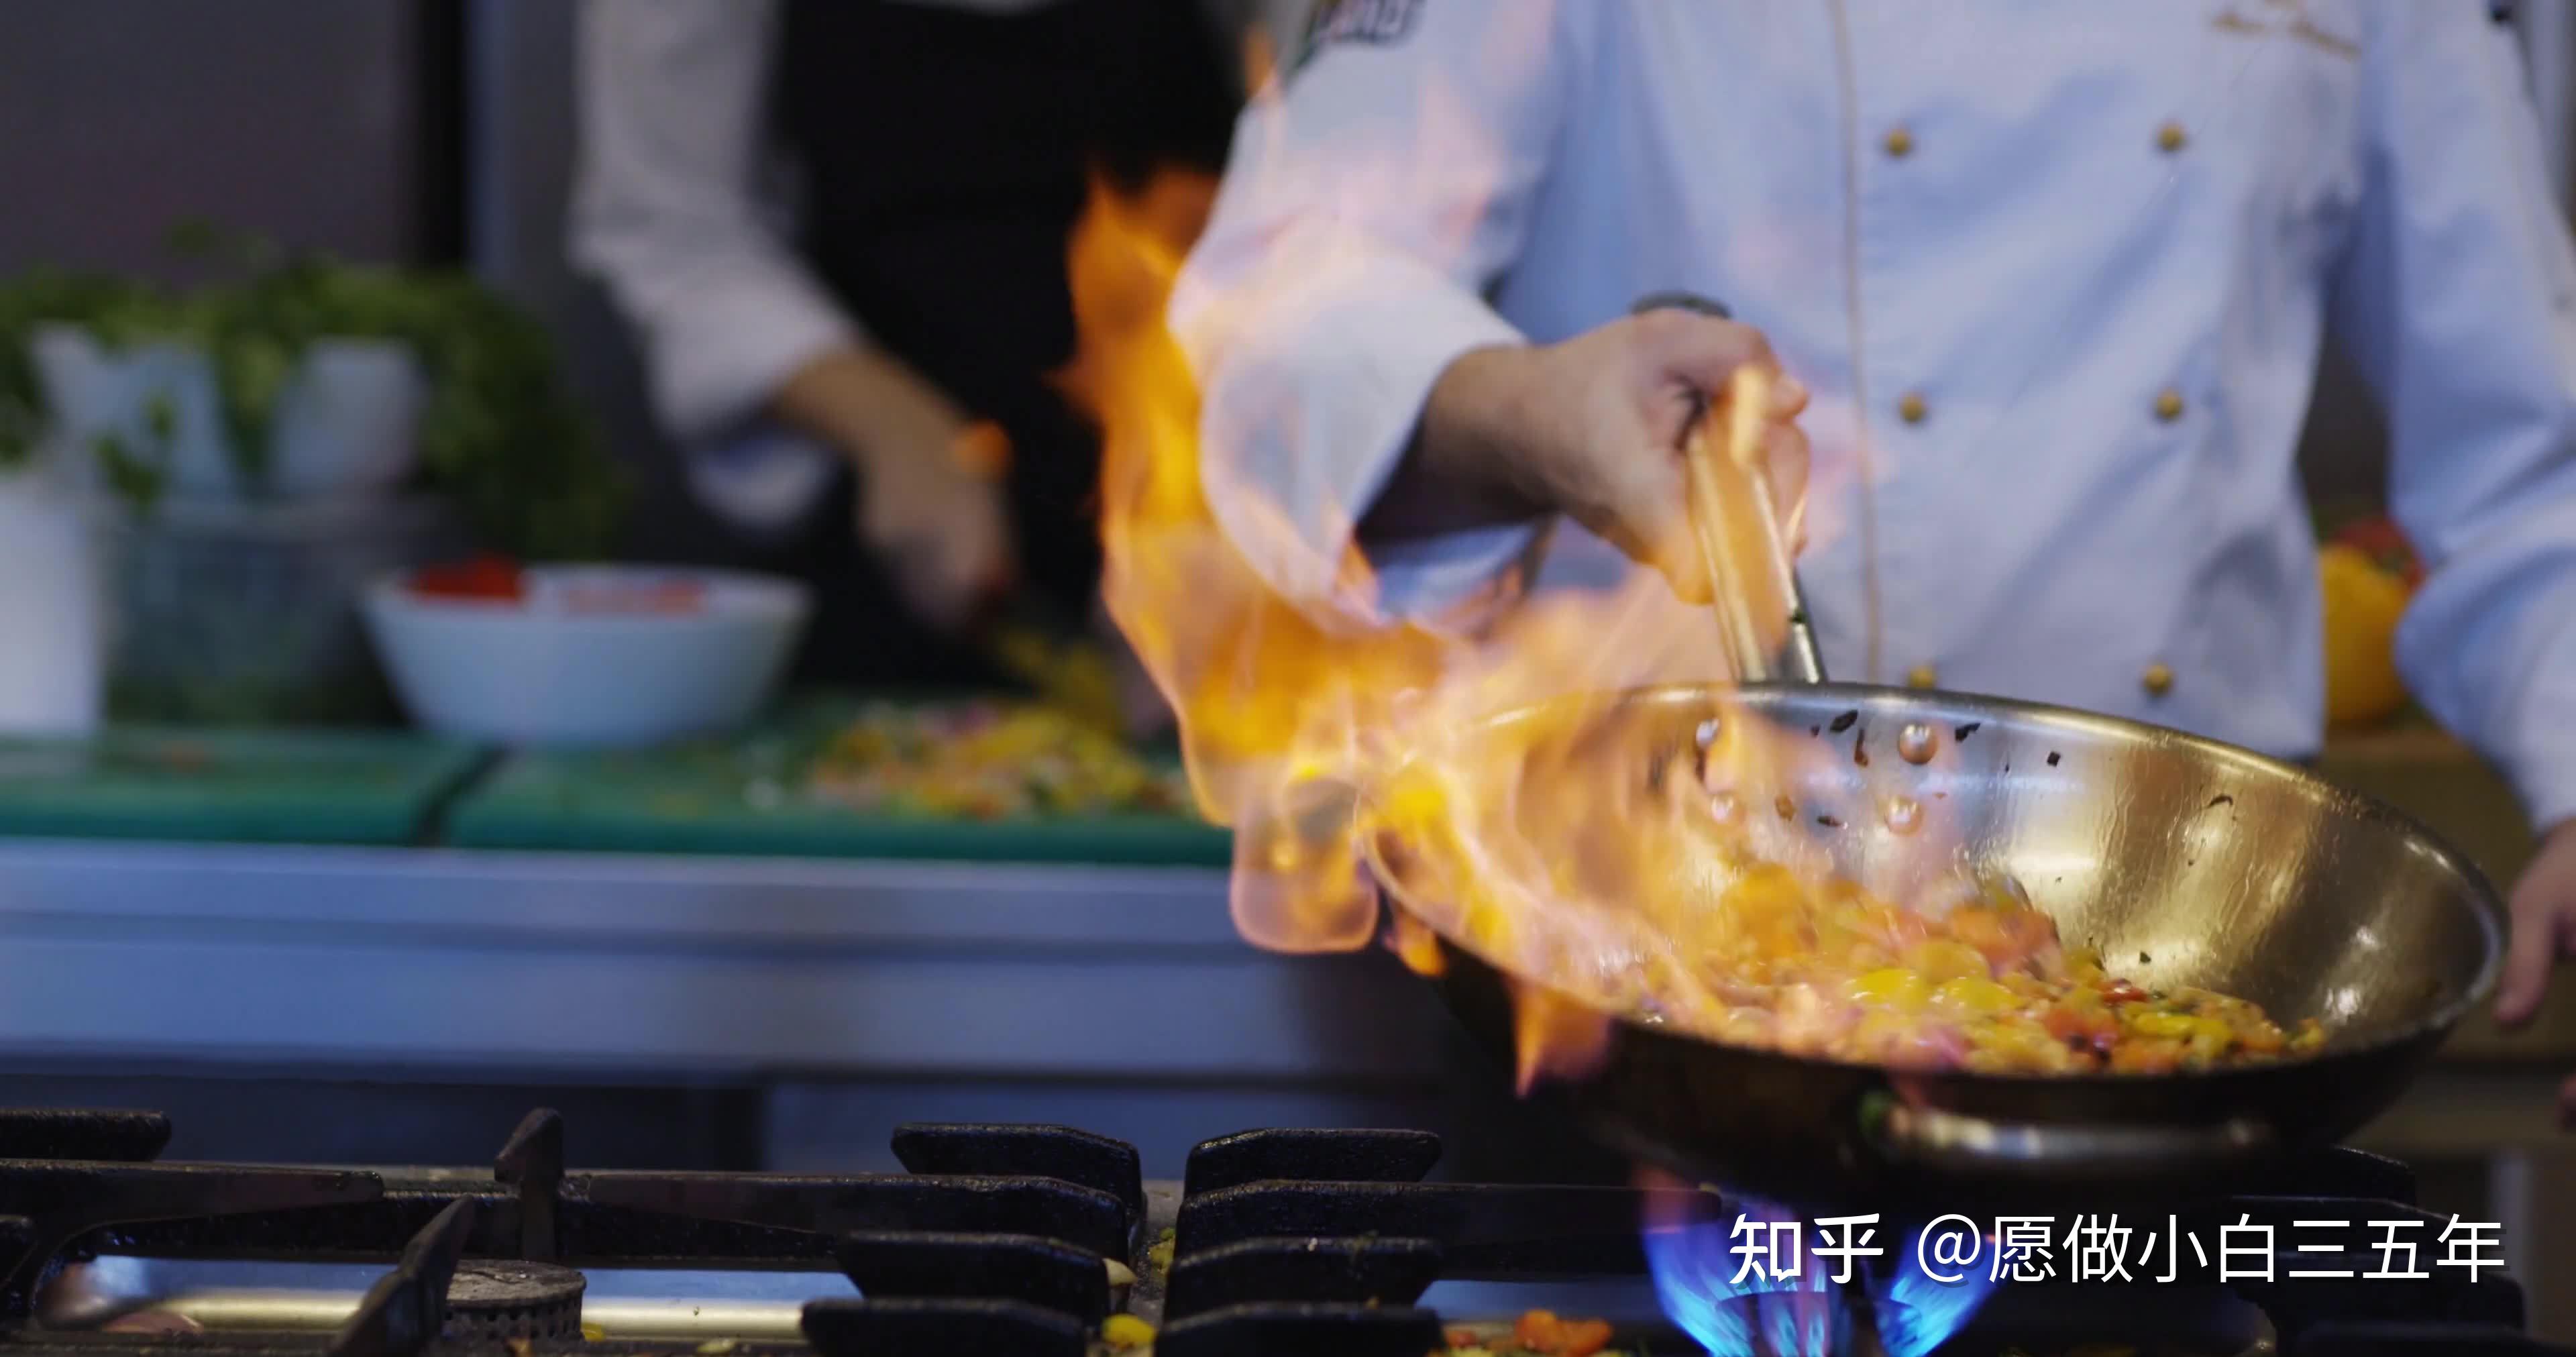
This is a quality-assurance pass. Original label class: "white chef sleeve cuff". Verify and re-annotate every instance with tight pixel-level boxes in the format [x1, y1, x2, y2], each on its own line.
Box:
[625, 268, 857, 538]
[1183, 247, 1544, 631]
[643, 274, 857, 447]
[2396, 515, 2576, 834]
[682, 425, 844, 541]
[1366, 523, 1553, 634]
[2490, 612, 2576, 833]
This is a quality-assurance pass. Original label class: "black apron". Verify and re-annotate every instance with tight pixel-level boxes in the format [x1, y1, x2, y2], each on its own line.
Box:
[768, 0, 1240, 687]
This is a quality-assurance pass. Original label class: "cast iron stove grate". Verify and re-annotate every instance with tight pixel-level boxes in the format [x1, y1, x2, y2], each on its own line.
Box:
[0, 1107, 2559, 1356]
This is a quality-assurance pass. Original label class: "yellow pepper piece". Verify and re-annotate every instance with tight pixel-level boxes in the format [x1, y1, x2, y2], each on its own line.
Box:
[2127, 1009, 2198, 1039]
[1102, 1313, 1157, 1349]
[1849, 968, 1930, 1009]
[1934, 976, 2019, 1014]
[1905, 940, 1990, 983]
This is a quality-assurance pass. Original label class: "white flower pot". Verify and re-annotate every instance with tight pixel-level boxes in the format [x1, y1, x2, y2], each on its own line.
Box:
[29, 324, 425, 504]
[0, 466, 106, 738]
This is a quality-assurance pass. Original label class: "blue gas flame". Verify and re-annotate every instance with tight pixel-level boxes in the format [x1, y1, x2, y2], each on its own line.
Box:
[1644, 1203, 2003, 1357]
[1866, 1225, 2005, 1357]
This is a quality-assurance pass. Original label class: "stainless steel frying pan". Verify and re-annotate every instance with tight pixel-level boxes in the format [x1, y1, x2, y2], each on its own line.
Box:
[1354, 294, 2503, 1211]
[1360, 684, 2504, 1213]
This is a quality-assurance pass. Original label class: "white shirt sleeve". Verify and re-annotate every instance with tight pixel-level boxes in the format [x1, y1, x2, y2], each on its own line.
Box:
[2339, 4, 2576, 830]
[1169, 1, 1582, 629]
[568, 0, 849, 533]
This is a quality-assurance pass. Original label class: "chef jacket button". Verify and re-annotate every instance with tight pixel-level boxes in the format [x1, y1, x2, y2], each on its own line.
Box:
[1884, 126, 1916, 159]
[1898, 392, 1929, 425]
[1906, 663, 1939, 690]
[2157, 121, 2189, 154]
[2155, 388, 2186, 423]
[2143, 662, 2175, 697]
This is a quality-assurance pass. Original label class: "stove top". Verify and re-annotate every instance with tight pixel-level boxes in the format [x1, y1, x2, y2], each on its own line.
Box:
[0, 1106, 2560, 1357]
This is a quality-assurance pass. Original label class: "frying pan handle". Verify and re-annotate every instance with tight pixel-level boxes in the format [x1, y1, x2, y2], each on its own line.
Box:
[1627, 292, 1829, 686]
[1862, 1094, 2277, 1177]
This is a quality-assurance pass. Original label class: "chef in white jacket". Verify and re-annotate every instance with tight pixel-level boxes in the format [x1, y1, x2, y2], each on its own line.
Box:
[1176, 0, 2576, 1117]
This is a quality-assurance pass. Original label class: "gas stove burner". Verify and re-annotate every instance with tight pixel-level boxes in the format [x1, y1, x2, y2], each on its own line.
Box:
[0, 1107, 2559, 1357]
[439, 1260, 586, 1344]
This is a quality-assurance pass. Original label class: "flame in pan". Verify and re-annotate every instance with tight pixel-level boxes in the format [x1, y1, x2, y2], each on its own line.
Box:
[1056, 0, 2036, 1093]
[1055, 19, 2010, 1352]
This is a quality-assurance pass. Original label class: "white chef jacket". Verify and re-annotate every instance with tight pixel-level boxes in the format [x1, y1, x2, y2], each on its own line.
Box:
[568, 0, 1310, 537]
[1173, 0, 2576, 830]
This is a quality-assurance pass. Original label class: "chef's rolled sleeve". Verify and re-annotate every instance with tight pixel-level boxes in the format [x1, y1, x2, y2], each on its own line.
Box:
[1171, 0, 1581, 628]
[1179, 243, 1538, 625]
[570, 0, 854, 455]
[2337, 5, 2576, 830]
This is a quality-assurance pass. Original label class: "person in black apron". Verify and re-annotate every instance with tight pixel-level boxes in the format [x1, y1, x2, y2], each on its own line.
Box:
[576, 0, 1241, 692]
[762, 0, 1241, 688]
[580, 0, 1630, 1183]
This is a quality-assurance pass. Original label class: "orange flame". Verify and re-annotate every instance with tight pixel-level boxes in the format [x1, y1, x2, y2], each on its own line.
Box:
[1064, 170, 1814, 1081]
[1060, 60, 1998, 1097]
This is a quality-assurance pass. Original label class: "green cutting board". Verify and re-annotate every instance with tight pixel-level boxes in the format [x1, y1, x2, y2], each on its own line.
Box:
[445, 694, 1231, 866]
[0, 726, 486, 845]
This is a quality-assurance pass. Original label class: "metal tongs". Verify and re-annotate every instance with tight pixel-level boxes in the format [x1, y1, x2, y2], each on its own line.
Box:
[1631, 292, 1828, 685]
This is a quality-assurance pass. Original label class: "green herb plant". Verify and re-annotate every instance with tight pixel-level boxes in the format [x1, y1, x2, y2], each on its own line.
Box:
[0, 223, 625, 560]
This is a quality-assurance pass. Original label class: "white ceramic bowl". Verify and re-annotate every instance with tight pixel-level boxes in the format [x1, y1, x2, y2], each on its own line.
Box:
[364, 565, 812, 748]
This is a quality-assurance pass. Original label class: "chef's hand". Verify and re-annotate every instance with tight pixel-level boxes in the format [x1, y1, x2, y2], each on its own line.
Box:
[1389, 309, 1809, 602]
[776, 347, 1018, 633]
[2494, 817, 2576, 1128]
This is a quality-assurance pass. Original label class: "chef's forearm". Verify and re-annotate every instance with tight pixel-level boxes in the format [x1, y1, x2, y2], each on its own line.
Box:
[1359, 344, 1548, 543]
[771, 345, 970, 480]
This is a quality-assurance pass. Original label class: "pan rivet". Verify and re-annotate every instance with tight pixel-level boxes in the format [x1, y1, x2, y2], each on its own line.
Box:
[2143, 662, 2175, 696]
[1896, 723, 1937, 764]
[1906, 663, 1939, 690]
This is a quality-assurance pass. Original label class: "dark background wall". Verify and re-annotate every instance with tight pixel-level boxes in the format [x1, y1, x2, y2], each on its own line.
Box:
[0, 0, 442, 273]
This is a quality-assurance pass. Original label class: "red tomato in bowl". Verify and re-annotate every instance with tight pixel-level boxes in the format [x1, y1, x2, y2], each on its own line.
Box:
[409, 557, 526, 602]
[559, 579, 707, 614]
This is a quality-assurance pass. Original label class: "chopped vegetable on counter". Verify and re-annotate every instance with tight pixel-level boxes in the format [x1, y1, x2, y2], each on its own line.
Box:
[806, 700, 1191, 820]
